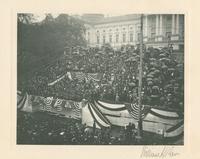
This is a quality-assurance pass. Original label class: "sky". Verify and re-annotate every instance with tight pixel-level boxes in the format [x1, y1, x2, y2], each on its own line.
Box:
[33, 13, 124, 22]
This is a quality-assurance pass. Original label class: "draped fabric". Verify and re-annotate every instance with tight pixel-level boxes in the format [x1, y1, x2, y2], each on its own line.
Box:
[17, 92, 27, 110]
[47, 72, 102, 86]
[88, 103, 110, 128]
[96, 100, 127, 111]
[87, 73, 101, 82]
[17, 91, 183, 140]
[17, 93, 32, 112]
[125, 103, 150, 120]
[164, 120, 184, 138]
[71, 102, 82, 119]
[17, 92, 82, 120]
[82, 100, 184, 138]
[149, 109, 181, 120]
[71, 72, 102, 82]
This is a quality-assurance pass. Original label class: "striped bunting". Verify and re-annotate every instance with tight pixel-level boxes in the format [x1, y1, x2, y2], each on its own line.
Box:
[53, 99, 64, 112]
[164, 124, 184, 138]
[165, 120, 184, 133]
[87, 73, 101, 82]
[64, 101, 72, 108]
[43, 97, 53, 111]
[17, 90, 22, 96]
[17, 93, 28, 110]
[91, 102, 111, 125]
[88, 103, 110, 128]
[95, 100, 127, 111]
[151, 108, 179, 118]
[21, 94, 33, 112]
[74, 72, 86, 82]
[149, 109, 181, 120]
[125, 103, 149, 120]
[71, 102, 81, 119]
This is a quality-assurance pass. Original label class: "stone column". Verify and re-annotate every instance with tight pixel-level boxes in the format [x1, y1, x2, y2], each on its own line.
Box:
[172, 14, 175, 35]
[159, 15, 163, 35]
[156, 15, 159, 36]
[143, 15, 148, 42]
[145, 15, 148, 37]
[176, 14, 179, 34]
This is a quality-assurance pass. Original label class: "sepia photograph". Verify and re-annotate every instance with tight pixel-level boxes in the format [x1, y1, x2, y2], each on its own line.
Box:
[17, 13, 184, 145]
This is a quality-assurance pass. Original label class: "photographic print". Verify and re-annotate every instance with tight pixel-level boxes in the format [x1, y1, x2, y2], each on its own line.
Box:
[17, 13, 184, 145]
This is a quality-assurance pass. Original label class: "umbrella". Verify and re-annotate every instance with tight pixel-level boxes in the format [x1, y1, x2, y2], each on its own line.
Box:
[80, 67, 84, 71]
[146, 77, 153, 81]
[161, 65, 168, 69]
[147, 74, 154, 78]
[152, 85, 159, 89]
[147, 81, 153, 86]
[149, 58, 156, 61]
[74, 66, 79, 71]
[154, 69, 160, 74]
[159, 53, 166, 57]
[126, 57, 137, 62]
[129, 82, 136, 87]
[149, 67, 156, 71]
[153, 78, 159, 83]
[168, 68, 175, 71]
[109, 52, 113, 55]
[160, 57, 170, 62]
[132, 53, 137, 56]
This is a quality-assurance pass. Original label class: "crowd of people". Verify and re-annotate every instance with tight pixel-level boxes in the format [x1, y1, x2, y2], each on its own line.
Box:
[18, 44, 184, 110]
[17, 111, 165, 145]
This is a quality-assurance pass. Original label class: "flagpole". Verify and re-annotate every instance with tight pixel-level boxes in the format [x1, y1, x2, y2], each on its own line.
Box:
[136, 14, 144, 142]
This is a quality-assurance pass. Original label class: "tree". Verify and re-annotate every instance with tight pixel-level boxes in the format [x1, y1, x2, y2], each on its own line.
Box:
[17, 13, 87, 82]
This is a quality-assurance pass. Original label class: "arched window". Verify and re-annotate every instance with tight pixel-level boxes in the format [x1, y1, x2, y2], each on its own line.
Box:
[109, 35, 112, 43]
[123, 33, 126, 42]
[130, 33, 133, 42]
[97, 36, 100, 44]
[88, 32, 90, 43]
[116, 34, 119, 43]
[103, 35, 106, 44]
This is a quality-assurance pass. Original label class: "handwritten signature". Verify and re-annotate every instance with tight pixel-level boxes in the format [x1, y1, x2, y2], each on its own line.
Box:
[140, 146, 180, 158]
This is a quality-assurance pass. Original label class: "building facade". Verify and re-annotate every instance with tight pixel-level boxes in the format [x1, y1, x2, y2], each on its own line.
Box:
[84, 14, 184, 52]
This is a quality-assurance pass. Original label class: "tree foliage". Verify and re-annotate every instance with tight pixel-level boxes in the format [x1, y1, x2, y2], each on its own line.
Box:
[17, 13, 86, 80]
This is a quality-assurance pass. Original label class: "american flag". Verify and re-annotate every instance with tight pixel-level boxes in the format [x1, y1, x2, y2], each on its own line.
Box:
[125, 103, 149, 120]
[64, 101, 72, 109]
[43, 97, 53, 111]
[74, 72, 86, 82]
[87, 73, 101, 82]
[71, 102, 81, 119]
[54, 99, 64, 112]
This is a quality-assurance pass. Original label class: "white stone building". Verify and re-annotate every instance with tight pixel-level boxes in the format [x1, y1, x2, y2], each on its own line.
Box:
[84, 14, 184, 52]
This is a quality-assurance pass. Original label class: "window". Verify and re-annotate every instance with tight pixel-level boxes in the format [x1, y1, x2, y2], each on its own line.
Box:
[116, 34, 119, 43]
[179, 44, 184, 51]
[130, 33, 133, 42]
[97, 36, 100, 44]
[166, 32, 172, 38]
[123, 34, 126, 43]
[109, 35, 112, 43]
[103, 35, 106, 44]
[88, 32, 90, 43]
[151, 32, 155, 38]
[137, 33, 141, 41]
